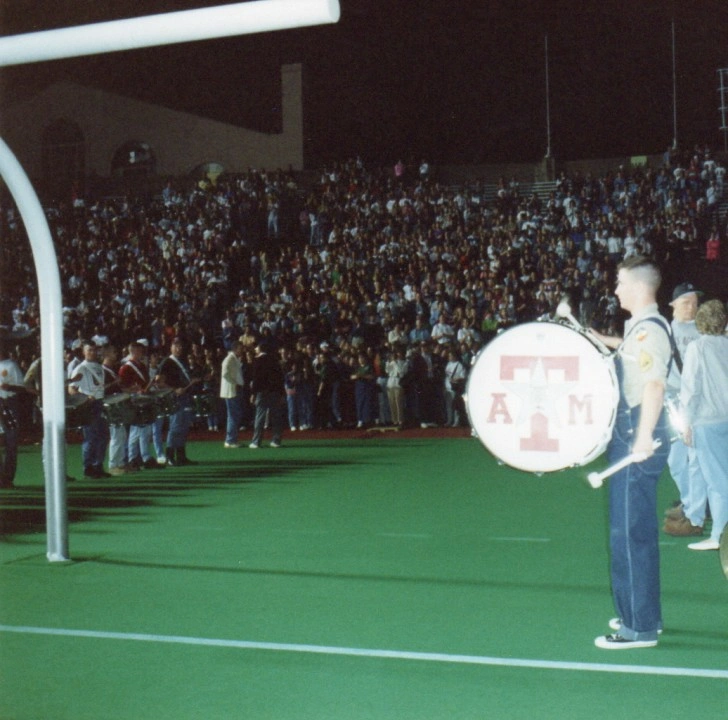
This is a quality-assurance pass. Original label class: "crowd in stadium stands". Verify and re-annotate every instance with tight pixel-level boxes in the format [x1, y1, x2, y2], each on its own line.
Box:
[0, 143, 725, 433]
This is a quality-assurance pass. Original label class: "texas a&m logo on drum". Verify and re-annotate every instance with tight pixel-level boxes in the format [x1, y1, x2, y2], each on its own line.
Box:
[466, 323, 618, 473]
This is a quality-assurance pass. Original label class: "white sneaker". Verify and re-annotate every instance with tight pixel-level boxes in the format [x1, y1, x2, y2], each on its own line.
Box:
[594, 634, 657, 650]
[248, 443, 259, 449]
[269, 442, 281, 448]
[688, 538, 720, 551]
[224, 442, 240, 449]
[157, 456, 167, 465]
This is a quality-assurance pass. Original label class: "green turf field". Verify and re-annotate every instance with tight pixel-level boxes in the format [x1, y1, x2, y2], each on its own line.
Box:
[1, 436, 726, 719]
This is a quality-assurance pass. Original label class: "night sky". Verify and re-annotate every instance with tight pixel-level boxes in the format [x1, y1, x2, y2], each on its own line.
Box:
[2, 0, 728, 168]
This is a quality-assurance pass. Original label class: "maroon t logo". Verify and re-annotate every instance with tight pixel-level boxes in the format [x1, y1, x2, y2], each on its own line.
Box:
[486, 355, 593, 453]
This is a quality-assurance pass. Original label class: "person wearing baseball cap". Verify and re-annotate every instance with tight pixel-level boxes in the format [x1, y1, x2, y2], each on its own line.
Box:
[670, 282, 702, 304]
[663, 281, 706, 537]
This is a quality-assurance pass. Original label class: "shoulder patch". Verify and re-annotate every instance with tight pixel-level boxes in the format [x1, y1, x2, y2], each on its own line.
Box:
[639, 350, 653, 372]
[636, 329, 649, 342]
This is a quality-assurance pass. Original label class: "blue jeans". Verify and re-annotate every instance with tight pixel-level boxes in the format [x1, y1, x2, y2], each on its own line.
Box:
[108, 424, 128, 468]
[152, 417, 165, 458]
[167, 396, 192, 450]
[252, 391, 284, 446]
[225, 395, 243, 445]
[667, 438, 704, 517]
[354, 381, 374, 424]
[128, 424, 153, 463]
[607, 404, 669, 640]
[82, 400, 108, 469]
[692, 422, 728, 543]
[299, 382, 314, 428]
[286, 392, 303, 430]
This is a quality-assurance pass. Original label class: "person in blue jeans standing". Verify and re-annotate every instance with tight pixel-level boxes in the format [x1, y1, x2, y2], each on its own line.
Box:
[220, 341, 245, 448]
[590, 256, 672, 650]
[158, 338, 199, 466]
[350, 351, 375, 429]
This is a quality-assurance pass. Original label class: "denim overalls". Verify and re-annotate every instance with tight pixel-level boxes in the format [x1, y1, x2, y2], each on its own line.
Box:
[606, 317, 671, 641]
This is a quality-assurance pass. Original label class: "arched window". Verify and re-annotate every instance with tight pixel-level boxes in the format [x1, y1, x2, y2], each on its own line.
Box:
[41, 119, 85, 191]
[111, 141, 156, 178]
[190, 161, 226, 188]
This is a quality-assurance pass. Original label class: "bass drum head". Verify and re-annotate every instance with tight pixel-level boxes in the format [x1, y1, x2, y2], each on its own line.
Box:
[466, 322, 618, 472]
[721, 527, 728, 581]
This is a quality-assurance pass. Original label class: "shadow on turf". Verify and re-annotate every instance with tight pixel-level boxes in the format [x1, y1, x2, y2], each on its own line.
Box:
[87, 554, 728, 607]
[0, 458, 356, 541]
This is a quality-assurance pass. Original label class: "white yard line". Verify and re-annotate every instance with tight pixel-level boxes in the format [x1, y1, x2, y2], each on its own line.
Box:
[1, 624, 726, 680]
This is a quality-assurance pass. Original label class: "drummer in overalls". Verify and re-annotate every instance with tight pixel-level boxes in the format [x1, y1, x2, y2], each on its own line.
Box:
[157, 337, 199, 467]
[589, 256, 672, 650]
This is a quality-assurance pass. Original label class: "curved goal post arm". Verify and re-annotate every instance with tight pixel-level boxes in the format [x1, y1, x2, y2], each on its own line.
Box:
[0, 137, 68, 562]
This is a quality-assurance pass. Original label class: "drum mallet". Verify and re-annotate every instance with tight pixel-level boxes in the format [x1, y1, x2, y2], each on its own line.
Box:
[554, 299, 612, 355]
[587, 440, 662, 489]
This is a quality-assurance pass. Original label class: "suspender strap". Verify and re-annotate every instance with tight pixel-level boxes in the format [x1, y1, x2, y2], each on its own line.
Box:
[641, 316, 679, 375]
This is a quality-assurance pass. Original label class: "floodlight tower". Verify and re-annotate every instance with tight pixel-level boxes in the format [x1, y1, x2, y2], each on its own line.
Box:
[719, 68, 728, 152]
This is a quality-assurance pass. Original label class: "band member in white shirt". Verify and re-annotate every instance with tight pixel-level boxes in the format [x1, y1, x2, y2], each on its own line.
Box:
[69, 343, 110, 479]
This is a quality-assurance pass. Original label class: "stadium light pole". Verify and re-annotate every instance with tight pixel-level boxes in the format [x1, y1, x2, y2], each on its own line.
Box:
[671, 19, 678, 150]
[720, 69, 728, 153]
[544, 34, 552, 159]
[0, 0, 340, 562]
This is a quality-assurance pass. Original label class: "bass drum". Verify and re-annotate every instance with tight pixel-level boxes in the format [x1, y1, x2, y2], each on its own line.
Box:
[721, 527, 728, 582]
[465, 322, 618, 473]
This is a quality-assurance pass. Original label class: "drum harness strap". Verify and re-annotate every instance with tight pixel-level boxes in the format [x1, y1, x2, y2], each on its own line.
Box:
[167, 355, 191, 386]
[618, 314, 677, 379]
[124, 360, 148, 384]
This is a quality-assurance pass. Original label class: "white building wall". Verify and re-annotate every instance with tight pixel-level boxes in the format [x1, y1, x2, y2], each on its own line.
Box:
[0, 63, 303, 179]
